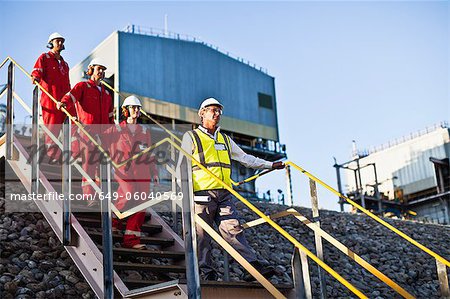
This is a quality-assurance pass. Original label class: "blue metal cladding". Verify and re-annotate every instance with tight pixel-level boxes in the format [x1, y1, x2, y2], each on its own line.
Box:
[118, 32, 277, 129]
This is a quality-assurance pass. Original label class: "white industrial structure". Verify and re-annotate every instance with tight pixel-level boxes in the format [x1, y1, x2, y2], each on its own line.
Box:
[336, 122, 449, 224]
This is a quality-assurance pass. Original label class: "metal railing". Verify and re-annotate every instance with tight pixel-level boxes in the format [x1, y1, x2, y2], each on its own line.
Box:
[2, 56, 278, 298]
[99, 78, 403, 298]
[121, 24, 269, 74]
[1, 56, 118, 298]
[236, 161, 449, 297]
[367, 121, 449, 155]
[5, 55, 447, 298]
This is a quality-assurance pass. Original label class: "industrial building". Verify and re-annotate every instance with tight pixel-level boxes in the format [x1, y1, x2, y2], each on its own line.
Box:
[69, 25, 287, 199]
[334, 122, 450, 224]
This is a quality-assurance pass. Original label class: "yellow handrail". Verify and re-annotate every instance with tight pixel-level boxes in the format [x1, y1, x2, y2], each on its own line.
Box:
[99, 80, 277, 187]
[233, 168, 276, 186]
[242, 208, 415, 299]
[0, 56, 296, 298]
[2, 56, 369, 297]
[286, 161, 450, 268]
[3, 56, 172, 171]
[0, 57, 9, 69]
[4, 57, 120, 166]
[171, 140, 367, 298]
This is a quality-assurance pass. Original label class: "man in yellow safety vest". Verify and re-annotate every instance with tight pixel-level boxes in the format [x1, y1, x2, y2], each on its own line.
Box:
[179, 97, 284, 281]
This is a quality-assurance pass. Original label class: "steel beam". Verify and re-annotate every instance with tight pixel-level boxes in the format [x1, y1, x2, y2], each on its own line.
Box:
[6, 62, 14, 160]
[309, 179, 327, 299]
[292, 247, 311, 299]
[436, 260, 450, 298]
[31, 86, 39, 194]
[180, 156, 202, 298]
[62, 117, 72, 245]
[100, 160, 114, 299]
[285, 165, 294, 206]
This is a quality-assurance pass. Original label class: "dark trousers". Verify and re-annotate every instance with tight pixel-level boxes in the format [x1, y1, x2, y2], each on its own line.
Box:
[194, 189, 256, 274]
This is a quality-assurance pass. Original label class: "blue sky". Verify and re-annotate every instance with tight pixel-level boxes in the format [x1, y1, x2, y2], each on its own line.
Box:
[0, 1, 448, 211]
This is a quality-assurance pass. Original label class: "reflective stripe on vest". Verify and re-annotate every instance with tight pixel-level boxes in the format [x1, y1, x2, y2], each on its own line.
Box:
[189, 129, 232, 192]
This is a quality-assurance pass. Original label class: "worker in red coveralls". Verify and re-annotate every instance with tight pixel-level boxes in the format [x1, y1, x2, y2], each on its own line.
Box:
[110, 95, 159, 249]
[58, 58, 114, 199]
[31, 32, 75, 159]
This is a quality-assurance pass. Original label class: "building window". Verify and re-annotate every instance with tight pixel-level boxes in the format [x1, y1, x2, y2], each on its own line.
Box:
[258, 93, 273, 109]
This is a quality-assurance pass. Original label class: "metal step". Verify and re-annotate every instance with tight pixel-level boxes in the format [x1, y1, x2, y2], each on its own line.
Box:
[77, 217, 162, 234]
[113, 261, 186, 273]
[123, 278, 294, 290]
[40, 167, 83, 183]
[98, 246, 185, 260]
[88, 231, 175, 247]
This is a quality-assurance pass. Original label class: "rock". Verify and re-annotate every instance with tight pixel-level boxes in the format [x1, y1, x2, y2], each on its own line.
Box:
[35, 291, 46, 299]
[124, 270, 142, 281]
[0, 275, 12, 283]
[1, 200, 449, 298]
[15, 287, 34, 297]
[53, 284, 65, 297]
[63, 284, 77, 296]
[56, 259, 67, 267]
[75, 282, 91, 292]
[1, 291, 14, 299]
[372, 290, 381, 296]
[211, 248, 221, 258]
[39, 261, 54, 271]
[6, 264, 20, 275]
[30, 251, 45, 261]
[231, 266, 243, 276]
[275, 265, 286, 273]
[18, 253, 30, 261]
[47, 275, 63, 288]
[20, 227, 30, 236]
[82, 291, 95, 299]
[34, 272, 44, 281]
[27, 283, 42, 292]
[7, 233, 18, 240]
[4, 281, 18, 294]
[27, 260, 37, 269]
[60, 251, 69, 259]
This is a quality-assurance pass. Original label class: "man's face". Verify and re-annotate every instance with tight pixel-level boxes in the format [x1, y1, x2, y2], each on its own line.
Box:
[51, 38, 65, 52]
[201, 105, 222, 126]
[91, 65, 106, 81]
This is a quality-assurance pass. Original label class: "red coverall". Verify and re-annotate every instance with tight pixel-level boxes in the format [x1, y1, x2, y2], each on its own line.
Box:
[31, 51, 75, 147]
[61, 79, 114, 197]
[110, 121, 158, 247]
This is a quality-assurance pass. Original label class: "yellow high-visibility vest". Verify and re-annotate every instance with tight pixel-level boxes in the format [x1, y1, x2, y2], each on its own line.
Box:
[188, 129, 232, 192]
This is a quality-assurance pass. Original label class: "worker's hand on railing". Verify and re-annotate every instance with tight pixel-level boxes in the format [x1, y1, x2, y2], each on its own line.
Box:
[272, 161, 285, 169]
[31, 76, 39, 84]
[56, 101, 66, 111]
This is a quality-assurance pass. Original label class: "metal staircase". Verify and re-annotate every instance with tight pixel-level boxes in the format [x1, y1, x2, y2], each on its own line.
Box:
[2, 110, 297, 299]
[1, 57, 299, 298]
[1, 56, 449, 299]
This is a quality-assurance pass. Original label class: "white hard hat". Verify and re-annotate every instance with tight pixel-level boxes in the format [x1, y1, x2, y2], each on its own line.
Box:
[48, 32, 65, 44]
[122, 95, 142, 107]
[199, 97, 223, 112]
[88, 58, 107, 69]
